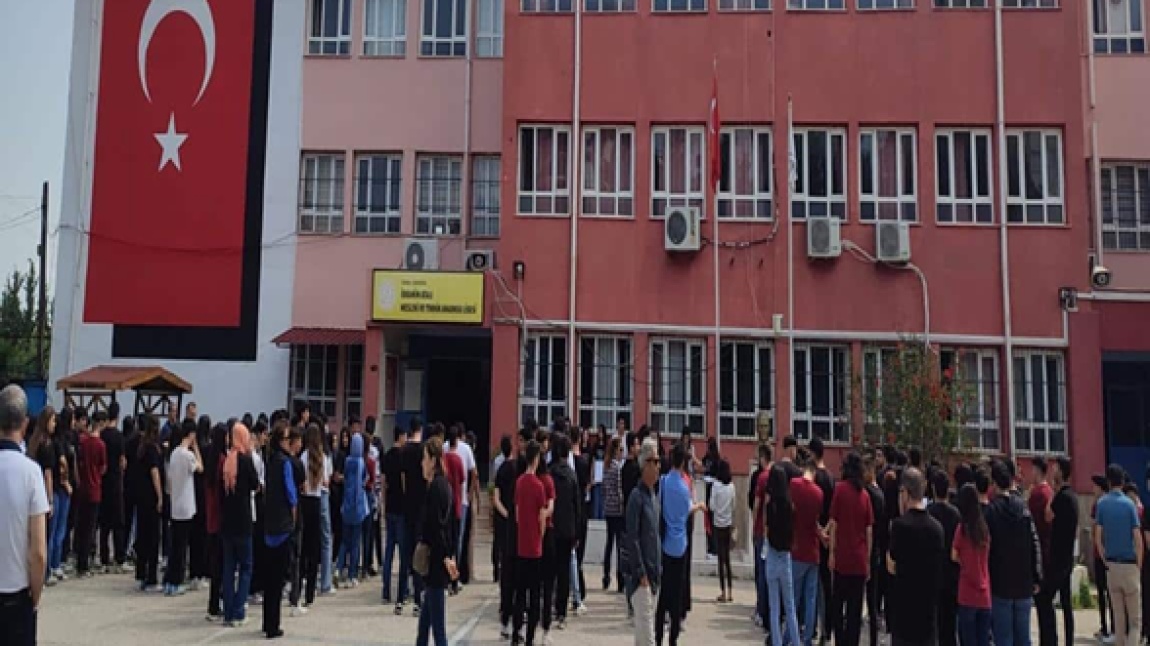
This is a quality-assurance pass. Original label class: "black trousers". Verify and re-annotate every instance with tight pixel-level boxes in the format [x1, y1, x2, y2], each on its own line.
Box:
[655, 554, 686, 646]
[577, 504, 589, 597]
[540, 532, 555, 631]
[1096, 557, 1115, 635]
[189, 513, 208, 580]
[135, 505, 161, 585]
[819, 546, 834, 638]
[937, 578, 958, 646]
[262, 540, 291, 636]
[714, 526, 733, 596]
[604, 516, 625, 591]
[492, 516, 506, 584]
[0, 590, 35, 646]
[866, 561, 881, 646]
[75, 501, 99, 573]
[459, 505, 473, 584]
[288, 528, 302, 606]
[301, 497, 322, 605]
[207, 534, 222, 616]
[99, 484, 125, 566]
[514, 557, 543, 646]
[165, 519, 192, 586]
[554, 536, 576, 619]
[499, 529, 518, 625]
[832, 573, 866, 646]
[1036, 571, 1074, 646]
[123, 485, 136, 560]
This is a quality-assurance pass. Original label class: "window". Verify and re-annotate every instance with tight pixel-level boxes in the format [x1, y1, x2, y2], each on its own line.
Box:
[477, 0, 504, 56]
[1012, 350, 1067, 454]
[524, 0, 573, 10]
[583, 126, 635, 217]
[364, 0, 406, 56]
[354, 154, 402, 234]
[345, 344, 364, 422]
[472, 156, 502, 237]
[416, 155, 463, 235]
[792, 344, 850, 443]
[518, 125, 571, 216]
[299, 153, 345, 234]
[861, 347, 897, 433]
[290, 344, 339, 418]
[1003, 0, 1057, 7]
[1102, 163, 1150, 250]
[1094, 0, 1145, 52]
[718, 127, 772, 219]
[649, 339, 705, 434]
[651, 126, 705, 218]
[789, 0, 844, 9]
[941, 349, 1000, 451]
[654, 0, 706, 10]
[719, 341, 773, 440]
[522, 335, 568, 426]
[421, 0, 467, 56]
[859, 0, 912, 8]
[934, 0, 986, 7]
[720, 0, 770, 10]
[586, 0, 637, 10]
[309, 0, 351, 55]
[860, 128, 917, 222]
[579, 336, 633, 429]
[936, 130, 993, 224]
[1006, 130, 1064, 224]
[792, 128, 846, 219]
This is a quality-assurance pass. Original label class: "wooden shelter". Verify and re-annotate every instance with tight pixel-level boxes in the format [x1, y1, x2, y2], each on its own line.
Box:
[55, 365, 192, 417]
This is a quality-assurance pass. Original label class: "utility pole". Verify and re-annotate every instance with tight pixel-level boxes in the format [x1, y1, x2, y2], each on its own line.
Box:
[37, 181, 47, 379]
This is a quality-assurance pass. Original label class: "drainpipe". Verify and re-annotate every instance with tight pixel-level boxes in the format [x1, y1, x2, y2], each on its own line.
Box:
[1086, 0, 1104, 264]
[994, 0, 1017, 458]
[462, 0, 474, 238]
[567, 0, 583, 422]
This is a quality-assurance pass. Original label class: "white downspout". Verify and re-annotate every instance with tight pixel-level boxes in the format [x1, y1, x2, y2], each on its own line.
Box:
[994, 0, 1017, 458]
[462, 0, 474, 237]
[1087, 0, 1104, 263]
[567, 0, 583, 422]
[711, 61, 722, 451]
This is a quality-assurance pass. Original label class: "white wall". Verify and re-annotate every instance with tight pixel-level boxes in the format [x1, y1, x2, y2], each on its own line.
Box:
[48, 0, 304, 420]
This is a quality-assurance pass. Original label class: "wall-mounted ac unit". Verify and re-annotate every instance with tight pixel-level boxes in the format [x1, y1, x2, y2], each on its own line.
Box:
[875, 221, 911, 264]
[403, 238, 439, 270]
[664, 206, 702, 252]
[807, 217, 842, 259]
[465, 250, 495, 272]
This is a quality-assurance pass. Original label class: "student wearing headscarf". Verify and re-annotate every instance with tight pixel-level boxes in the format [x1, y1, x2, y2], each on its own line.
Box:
[336, 433, 368, 587]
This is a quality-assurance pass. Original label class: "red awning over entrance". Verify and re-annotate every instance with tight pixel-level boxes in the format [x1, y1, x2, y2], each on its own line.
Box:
[271, 327, 366, 346]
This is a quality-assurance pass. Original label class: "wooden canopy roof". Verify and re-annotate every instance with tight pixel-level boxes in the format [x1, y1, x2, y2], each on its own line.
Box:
[56, 365, 192, 394]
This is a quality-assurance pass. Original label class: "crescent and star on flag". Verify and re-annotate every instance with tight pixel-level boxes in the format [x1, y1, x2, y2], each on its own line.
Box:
[138, 0, 217, 172]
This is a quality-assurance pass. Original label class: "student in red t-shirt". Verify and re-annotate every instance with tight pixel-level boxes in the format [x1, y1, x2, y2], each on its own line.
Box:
[514, 440, 547, 646]
[953, 483, 992, 646]
[827, 452, 873, 646]
[76, 410, 108, 577]
[791, 454, 825, 646]
[751, 444, 772, 626]
[443, 446, 465, 595]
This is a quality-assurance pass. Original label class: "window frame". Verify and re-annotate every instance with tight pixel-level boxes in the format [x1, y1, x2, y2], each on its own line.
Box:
[858, 0, 913, 9]
[859, 127, 918, 223]
[477, 0, 504, 56]
[344, 344, 365, 422]
[651, 125, 706, 219]
[1005, 129, 1065, 225]
[1101, 163, 1150, 251]
[792, 343, 851, 444]
[471, 155, 502, 238]
[290, 344, 340, 419]
[420, 0, 468, 57]
[585, 0, 638, 11]
[353, 153, 403, 235]
[718, 126, 773, 221]
[935, 129, 995, 225]
[648, 338, 706, 435]
[941, 348, 1001, 452]
[578, 336, 633, 430]
[363, 0, 407, 56]
[719, 0, 770, 10]
[719, 341, 774, 441]
[653, 0, 707, 11]
[582, 126, 636, 218]
[415, 154, 464, 236]
[308, 0, 352, 55]
[788, 0, 845, 10]
[1001, 0, 1059, 8]
[791, 127, 847, 220]
[518, 125, 572, 217]
[521, 334, 569, 427]
[299, 152, 345, 235]
[1012, 350, 1068, 455]
[1093, 0, 1146, 53]
[933, 0, 987, 7]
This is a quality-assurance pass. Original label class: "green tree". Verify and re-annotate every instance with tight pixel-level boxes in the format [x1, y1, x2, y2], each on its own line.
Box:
[0, 261, 49, 378]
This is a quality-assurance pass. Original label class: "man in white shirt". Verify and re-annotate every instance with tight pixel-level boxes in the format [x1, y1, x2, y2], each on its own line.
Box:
[165, 421, 203, 595]
[0, 384, 48, 644]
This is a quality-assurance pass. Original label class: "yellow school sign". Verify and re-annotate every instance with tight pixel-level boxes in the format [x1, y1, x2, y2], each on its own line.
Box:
[371, 270, 485, 324]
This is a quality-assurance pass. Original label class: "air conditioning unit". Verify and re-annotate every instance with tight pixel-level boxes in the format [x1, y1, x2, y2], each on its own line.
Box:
[403, 238, 439, 270]
[465, 249, 495, 272]
[875, 221, 911, 263]
[807, 217, 842, 259]
[664, 206, 702, 252]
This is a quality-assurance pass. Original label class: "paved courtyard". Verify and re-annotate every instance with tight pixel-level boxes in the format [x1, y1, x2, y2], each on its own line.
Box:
[36, 562, 1108, 646]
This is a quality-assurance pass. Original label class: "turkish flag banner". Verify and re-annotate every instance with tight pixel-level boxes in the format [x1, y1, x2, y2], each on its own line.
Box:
[85, 0, 257, 327]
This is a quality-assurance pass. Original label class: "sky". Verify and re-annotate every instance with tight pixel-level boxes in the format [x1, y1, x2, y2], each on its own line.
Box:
[0, 3, 73, 288]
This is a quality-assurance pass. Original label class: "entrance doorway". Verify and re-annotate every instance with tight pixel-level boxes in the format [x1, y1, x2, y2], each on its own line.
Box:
[1103, 355, 1150, 506]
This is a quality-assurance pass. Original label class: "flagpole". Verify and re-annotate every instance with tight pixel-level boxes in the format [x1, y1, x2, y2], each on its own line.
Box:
[711, 56, 722, 452]
[786, 95, 795, 449]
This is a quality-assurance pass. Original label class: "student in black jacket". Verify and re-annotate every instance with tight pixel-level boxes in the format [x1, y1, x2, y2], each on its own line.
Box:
[415, 437, 458, 646]
[549, 434, 581, 628]
[928, 467, 962, 646]
[984, 459, 1042, 646]
[1037, 457, 1078, 646]
[262, 422, 299, 640]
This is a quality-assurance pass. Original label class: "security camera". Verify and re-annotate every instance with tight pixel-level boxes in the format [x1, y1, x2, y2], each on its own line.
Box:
[1091, 265, 1112, 289]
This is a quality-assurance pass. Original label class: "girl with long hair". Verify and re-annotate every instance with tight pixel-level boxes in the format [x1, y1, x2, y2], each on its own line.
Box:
[709, 459, 735, 602]
[299, 423, 329, 607]
[135, 414, 165, 591]
[764, 464, 801, 646]
[829, 452, 874, 646]
[204, 422, 228, 620]
[29, 407, 62, 583]
[220, 422, 259, 627]
[953, 483, 992, 646]
[416, 437, 458, 646]
[189, 415, 213, 589]
[601, 436, 626, 592]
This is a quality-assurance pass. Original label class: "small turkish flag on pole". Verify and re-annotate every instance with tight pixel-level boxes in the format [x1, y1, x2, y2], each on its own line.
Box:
[708, 61, 721, 192]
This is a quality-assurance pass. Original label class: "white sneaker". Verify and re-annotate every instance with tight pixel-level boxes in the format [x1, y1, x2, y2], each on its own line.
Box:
[542, 630, 553, 645]
[574, 602, 587, 616]
[1101, 636, 1116, 645]
[500, 622, 511, 639]
[290, 605, 308, 617]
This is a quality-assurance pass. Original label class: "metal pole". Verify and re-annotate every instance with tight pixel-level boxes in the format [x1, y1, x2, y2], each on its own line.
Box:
[37, 180, 48, 379]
